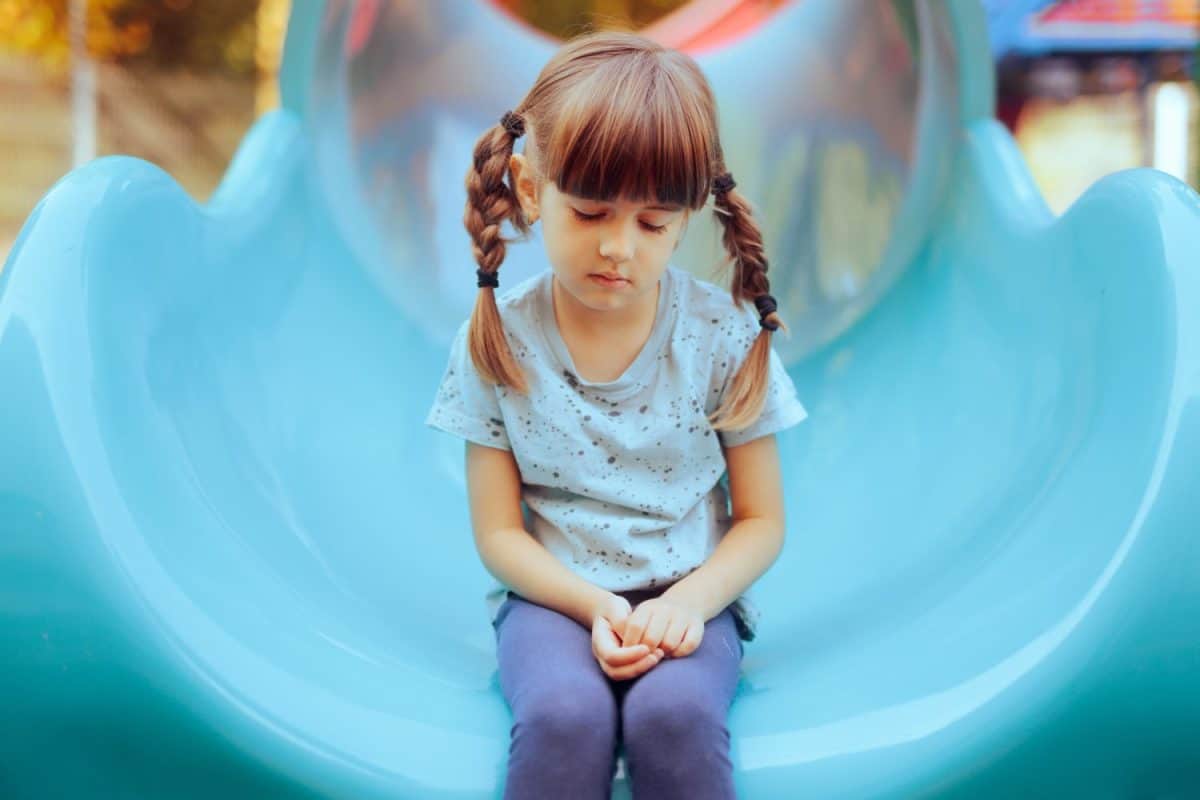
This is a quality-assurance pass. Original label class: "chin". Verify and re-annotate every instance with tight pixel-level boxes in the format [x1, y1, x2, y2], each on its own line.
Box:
[580, 292, 628, 310]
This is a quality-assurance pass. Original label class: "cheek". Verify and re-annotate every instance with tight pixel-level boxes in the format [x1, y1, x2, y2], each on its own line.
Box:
[540, 227, 587, 272]
[650, 233, 677, 255]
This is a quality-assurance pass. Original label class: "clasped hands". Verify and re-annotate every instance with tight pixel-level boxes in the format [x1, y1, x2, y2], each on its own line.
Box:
[590, 591, 706, 681]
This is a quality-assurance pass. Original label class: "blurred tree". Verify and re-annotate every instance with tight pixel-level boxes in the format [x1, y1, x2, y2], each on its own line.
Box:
[254, 0, 287, 113]
[497, 0, 689, 37]
[0, 0, 259, 75]
[491, 0, 792, 48]
[1194, 44, 1199, 189]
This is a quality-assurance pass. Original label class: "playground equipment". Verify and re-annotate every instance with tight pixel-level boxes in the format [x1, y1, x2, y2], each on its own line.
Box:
[2, 1, 1198, 796]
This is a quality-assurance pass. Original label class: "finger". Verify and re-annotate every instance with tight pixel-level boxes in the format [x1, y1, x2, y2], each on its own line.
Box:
[605, 642, 652, 666]
[640, 612, 669, 651]
[598, 645, 658, 679]
[675, 625, 704, 658]
[594, 620, 649, 663]
[605, 651, 661, 681]
[592, 618, 621, 660]
[660, 618, 689, 654]
[622, 608, 648, 650]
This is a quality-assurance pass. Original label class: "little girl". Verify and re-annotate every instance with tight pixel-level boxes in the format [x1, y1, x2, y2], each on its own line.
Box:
[425, 30, 807, 800]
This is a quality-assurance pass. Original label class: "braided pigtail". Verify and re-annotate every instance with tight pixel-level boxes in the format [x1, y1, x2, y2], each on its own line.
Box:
[462, 110, 533, 394]
[707, 169, 789, 432]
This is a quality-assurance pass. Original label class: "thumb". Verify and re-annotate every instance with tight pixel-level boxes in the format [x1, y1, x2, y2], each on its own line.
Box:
[599, 594, 632, 638]
[611, 607, 632, 640]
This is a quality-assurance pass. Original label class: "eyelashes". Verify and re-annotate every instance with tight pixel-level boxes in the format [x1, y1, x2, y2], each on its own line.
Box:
[570, 208, 668, 235]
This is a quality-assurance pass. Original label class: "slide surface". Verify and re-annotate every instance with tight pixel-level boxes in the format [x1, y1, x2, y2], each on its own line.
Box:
[2, 1, 1198, 797]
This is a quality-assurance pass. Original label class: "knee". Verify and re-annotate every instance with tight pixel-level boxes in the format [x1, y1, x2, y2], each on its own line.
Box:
[623, 693, 726, 748]
[517, 683, 618, 750]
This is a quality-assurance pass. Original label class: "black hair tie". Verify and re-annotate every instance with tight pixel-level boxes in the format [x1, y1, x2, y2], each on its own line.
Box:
[712, 172, 736, 197]
[754, 293, 779, 331]
[500, 110, 525, 138]
[477, 268, 500, 289]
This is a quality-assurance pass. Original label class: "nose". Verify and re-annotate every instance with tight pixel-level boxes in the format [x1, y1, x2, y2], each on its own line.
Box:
[598, 219, 635, 264]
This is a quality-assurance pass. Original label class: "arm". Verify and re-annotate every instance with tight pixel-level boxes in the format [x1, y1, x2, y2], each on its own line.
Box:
[661, 434, 786, 622]
[465, 441, 611, 629]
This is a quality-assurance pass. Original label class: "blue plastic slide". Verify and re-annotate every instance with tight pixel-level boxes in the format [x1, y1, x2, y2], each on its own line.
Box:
[2, 1, 1198, 797]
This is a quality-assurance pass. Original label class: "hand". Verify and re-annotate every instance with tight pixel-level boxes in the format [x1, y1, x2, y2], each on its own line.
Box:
[622, 594, 706, 658]
[590, 593, 666, 681]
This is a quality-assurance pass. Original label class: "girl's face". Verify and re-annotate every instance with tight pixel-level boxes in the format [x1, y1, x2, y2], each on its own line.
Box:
[510, 154, 689, 319]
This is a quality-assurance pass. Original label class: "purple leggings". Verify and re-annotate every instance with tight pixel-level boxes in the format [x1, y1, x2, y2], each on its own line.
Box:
[492, 586, 745, 799]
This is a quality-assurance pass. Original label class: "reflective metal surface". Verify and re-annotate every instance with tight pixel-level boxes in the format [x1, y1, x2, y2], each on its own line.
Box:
[310, 0, 957, 361]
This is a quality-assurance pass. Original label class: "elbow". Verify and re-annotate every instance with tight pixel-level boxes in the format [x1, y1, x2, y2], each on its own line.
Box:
[733, 514, 786, 558]
[764, 516, 786, 560]
[475, 525, 525, 564]
[472, 525, 505, 565]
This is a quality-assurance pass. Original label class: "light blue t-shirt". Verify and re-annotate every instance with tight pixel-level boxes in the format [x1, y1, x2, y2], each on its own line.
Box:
[424, 263, 808, 641]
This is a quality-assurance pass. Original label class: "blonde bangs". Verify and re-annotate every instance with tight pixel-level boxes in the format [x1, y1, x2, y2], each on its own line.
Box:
[541, 56, 715, 211]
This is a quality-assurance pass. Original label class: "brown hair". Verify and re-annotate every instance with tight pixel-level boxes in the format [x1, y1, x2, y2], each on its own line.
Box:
[462, 30, 787, 433]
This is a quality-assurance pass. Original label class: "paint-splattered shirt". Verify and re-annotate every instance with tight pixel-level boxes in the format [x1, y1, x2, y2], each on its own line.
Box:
[424, 264, 808, 641]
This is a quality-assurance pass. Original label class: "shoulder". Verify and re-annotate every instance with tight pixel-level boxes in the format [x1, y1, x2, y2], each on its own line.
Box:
[496, 270, 547, 344]
[451, 269, 545, 348]
[669, 265, 759, 355]
[495, 269, 544, 318]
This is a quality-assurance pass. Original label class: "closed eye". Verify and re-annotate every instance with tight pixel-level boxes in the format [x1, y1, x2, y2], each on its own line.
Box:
[571, 208, 668, 234]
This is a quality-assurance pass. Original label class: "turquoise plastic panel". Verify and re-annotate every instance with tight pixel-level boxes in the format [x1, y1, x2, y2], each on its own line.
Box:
[2, 1, 1198, 797]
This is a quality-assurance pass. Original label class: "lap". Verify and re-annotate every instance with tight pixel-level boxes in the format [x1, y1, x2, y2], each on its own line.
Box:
[493, 592, 744, 717]
[614, 604, 743, 715]
[493, 593, 614, 714]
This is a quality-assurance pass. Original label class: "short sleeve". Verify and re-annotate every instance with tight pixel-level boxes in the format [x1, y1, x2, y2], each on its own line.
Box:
[715, 307, 808, 449]
[424, 321, 512, 451]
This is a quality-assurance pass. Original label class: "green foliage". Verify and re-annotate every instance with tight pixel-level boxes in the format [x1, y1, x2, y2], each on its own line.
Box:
[0, 0, 258, 74]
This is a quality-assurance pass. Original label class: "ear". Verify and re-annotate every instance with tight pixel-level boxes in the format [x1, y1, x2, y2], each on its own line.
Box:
[509, 154, 540, 222]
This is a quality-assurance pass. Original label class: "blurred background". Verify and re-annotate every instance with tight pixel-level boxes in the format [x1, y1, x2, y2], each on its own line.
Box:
[0, 0, 1197, 268]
